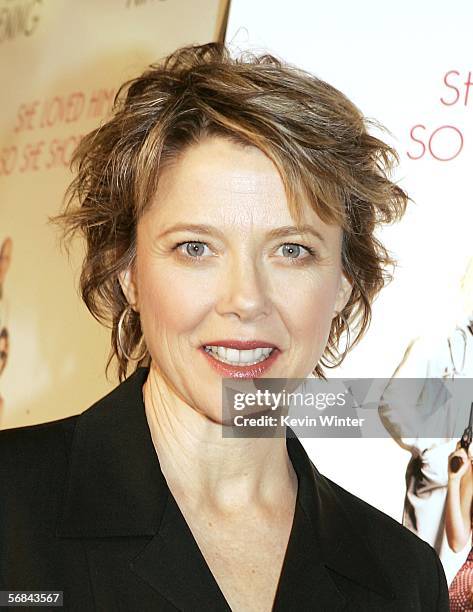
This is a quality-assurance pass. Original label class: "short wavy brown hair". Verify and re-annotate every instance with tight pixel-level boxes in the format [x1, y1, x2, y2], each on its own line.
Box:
[52, 41, 408, 382]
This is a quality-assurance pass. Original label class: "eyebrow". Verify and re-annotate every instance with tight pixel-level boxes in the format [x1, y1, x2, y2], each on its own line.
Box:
[156, 223, 326, 244]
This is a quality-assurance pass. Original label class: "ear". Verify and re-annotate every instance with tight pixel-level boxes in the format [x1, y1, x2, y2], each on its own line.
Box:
[333, 273, 352, 317]
[118, 264, 140, 312]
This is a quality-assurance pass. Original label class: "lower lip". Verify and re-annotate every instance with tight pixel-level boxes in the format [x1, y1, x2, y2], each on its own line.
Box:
[199, 347, 280, 378]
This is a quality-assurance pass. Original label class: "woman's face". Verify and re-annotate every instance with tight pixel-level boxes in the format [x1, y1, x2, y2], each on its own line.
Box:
[121, 136, 351, 420]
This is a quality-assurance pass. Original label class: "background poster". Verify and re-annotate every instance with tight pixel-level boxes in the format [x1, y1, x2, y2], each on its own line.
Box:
[225, 0, 473, 522]
[0, 0, 228, 428]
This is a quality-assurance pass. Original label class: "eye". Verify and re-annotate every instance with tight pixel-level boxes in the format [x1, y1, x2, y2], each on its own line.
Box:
[175, 241, 211, 259]
[278, 243, 316, 260]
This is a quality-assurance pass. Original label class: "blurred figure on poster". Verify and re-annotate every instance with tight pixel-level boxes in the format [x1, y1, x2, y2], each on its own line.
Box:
[379, 256, 473, 586]
[446, 436, 473, 610]
[0, 237, 13, 418]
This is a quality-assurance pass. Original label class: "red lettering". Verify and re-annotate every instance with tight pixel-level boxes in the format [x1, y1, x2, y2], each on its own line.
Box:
[464, 71, 473, 106]
[13, 100, 39, 133]
[407, 125, 426, 160]
[0, 146, 17, 176]
[428, 125, 463, 161]
[87, 88, 115, 119]
[18, 140, 44, 172]
[39, 96, 63, 128]
[64, 92, 85, 123]
[39, 92, 87, 127]
[440, 70, 460, 106]
[45, 135, 82, 169]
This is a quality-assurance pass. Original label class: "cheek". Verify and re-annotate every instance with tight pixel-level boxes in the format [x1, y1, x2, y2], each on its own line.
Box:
[283, 275, 339, 347]
[137, 263, 212, 338]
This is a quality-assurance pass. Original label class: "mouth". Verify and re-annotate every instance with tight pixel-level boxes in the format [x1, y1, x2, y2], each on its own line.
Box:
[199, 340, 281, 378]
[203, 345, 275, 365]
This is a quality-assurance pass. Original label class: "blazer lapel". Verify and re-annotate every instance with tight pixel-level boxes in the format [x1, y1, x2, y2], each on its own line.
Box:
[55, 367, 166, 537]
[272, 495, 347, 611]
[275, 432, 396, 610]
[55, 366, 230, 610]
[130, 492, 231, 611]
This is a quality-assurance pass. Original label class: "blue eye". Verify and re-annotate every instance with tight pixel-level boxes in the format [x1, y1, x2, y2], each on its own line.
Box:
[279, 243, 315, 259]
[184, 242, 206, 257]
[174, 241, 210, 260]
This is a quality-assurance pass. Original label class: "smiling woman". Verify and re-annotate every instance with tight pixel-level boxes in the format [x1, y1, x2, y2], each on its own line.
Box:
[0, 42, 449, 611]
[119, 136, 352, 418]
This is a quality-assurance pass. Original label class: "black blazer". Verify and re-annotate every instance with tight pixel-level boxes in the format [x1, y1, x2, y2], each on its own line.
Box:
[0, 367, 449, 611]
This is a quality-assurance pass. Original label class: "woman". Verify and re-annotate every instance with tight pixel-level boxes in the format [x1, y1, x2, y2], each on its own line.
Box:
[0, 42, 448, 611]
[447, 436, 473, 609]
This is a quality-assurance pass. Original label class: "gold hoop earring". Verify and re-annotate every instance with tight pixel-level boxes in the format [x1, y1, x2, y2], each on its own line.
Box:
[117, 305, 147, 361]
[335, 311, 351, 364]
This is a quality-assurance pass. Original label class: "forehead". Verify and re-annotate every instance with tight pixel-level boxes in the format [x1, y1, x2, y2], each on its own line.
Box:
[143, 136, 336, 237]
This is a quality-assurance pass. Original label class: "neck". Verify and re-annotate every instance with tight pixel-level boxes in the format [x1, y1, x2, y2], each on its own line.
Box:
[142, 363, 297, 517]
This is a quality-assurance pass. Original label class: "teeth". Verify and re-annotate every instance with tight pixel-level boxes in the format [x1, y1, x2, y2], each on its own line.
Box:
[204, 346, 274, 365]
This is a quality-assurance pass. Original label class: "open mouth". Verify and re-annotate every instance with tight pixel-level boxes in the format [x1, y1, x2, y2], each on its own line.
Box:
[203, 345, 275, 366]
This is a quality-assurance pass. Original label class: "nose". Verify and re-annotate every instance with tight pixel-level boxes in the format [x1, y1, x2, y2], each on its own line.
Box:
[215, 254, 272, 322]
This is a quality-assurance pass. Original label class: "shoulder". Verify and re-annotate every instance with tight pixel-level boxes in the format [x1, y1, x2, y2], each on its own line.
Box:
[0, 366, 148, 477]
[0, 415, 82, 542]
[323, 474, 448, 606]
[0, 367, 148, 507]
[328, 474, 432, 553]
[0, 413, 78, 464]
[0, 415, 79, 505]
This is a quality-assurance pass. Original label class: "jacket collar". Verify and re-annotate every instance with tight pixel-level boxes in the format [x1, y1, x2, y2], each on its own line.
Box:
[56, 366, 395, 609]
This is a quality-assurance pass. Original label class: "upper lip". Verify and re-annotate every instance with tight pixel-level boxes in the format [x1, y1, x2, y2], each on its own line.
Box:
[202, 340, 279, 350]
